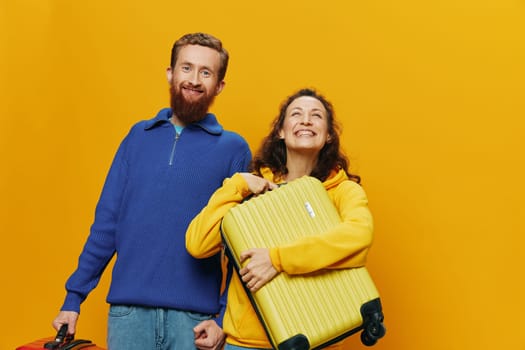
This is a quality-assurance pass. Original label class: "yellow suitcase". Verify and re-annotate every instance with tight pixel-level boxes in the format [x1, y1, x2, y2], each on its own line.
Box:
[221, 176, 385, 350]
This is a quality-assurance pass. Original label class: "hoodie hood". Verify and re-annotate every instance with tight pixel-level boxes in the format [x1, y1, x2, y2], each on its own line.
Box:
[259, 167, 349, 189]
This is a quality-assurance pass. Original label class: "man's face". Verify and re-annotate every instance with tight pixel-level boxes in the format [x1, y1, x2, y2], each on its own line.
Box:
[167, 45, 225, 124]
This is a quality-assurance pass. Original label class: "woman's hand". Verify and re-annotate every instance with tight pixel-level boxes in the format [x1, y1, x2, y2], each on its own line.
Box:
[239, 248, 279, 292]
[240, 173, 278, 196]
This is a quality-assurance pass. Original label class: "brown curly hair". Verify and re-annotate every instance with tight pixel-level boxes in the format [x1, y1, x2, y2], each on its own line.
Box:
[170, 32, 229, 82]
[250, 88, 361, 184]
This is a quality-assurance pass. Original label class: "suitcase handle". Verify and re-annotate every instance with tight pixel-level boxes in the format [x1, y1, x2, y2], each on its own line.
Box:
[44, 324, 74, 349]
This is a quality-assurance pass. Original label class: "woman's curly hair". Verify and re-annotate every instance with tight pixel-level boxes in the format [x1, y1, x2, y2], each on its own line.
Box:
[250, 88, 361, 184]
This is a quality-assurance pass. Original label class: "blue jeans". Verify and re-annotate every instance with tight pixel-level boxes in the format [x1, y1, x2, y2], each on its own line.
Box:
[107, 305, 212, 350]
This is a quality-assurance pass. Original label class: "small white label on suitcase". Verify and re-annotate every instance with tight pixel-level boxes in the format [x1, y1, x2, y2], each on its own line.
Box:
[304, 201, 315, 218]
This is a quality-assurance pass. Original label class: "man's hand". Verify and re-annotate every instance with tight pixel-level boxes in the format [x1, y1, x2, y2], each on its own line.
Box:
[193, 319, 225, 350]
[52, 311, 79, 335]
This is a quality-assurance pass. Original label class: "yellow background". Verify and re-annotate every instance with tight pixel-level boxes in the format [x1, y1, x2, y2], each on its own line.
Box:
[2, 0, 524, 349]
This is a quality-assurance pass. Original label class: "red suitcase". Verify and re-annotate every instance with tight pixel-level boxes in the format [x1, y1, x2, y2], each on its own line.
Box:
[16, 324, 105, 350]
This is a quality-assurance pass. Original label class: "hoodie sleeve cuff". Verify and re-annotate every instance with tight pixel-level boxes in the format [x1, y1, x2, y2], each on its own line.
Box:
[269, 247, 283, 272]
[229, 173, 252, 198]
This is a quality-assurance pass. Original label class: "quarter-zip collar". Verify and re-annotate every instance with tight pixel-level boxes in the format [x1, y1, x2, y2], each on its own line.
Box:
[144, 108, 223, 135]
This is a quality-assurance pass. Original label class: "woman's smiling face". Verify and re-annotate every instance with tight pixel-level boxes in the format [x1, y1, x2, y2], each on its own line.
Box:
[279, 96, 330, 156]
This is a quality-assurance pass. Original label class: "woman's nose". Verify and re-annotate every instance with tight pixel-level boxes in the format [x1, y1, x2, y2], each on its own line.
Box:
[300, 114, 312, 124]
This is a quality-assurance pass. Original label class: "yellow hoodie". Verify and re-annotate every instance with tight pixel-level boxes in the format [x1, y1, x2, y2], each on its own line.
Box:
[186, 168, 374, 349]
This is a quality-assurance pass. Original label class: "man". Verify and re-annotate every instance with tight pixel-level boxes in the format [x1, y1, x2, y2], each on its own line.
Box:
[52, 33, 251, 350]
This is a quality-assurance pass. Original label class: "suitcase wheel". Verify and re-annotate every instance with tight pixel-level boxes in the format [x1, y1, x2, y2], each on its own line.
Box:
[361, 319, 386, 346]
[360, 298, 386, 346]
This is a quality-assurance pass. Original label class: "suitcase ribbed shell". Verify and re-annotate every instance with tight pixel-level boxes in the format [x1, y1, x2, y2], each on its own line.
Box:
[221, 176, 381, 349]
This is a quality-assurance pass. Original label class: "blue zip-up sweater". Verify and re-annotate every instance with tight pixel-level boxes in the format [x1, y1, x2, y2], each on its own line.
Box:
[61, 108, 251, 323]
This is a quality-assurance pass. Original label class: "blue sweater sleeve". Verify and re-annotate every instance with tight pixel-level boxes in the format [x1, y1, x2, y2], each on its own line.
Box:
[61, 135, 129, 313]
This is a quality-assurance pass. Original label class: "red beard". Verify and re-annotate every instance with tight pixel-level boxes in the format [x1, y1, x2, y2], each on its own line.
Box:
[170, 83, 216, 124]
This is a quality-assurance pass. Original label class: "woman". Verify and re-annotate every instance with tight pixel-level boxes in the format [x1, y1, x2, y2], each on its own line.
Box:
[186, 88, 373, 349]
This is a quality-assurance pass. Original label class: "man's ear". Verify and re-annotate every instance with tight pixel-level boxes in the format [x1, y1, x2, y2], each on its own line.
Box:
[215, 80, 226, 96]
[166, 67, 173, 83]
